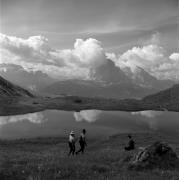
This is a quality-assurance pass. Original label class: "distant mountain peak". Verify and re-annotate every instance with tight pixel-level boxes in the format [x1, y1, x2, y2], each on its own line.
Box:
[121, 65, 173, 89]
[90, 59, 131, 83]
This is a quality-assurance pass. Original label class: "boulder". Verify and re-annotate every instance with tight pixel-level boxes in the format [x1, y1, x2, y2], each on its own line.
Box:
[129, 141, 179, 170]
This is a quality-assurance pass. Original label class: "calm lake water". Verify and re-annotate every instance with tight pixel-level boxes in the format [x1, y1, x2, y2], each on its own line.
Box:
[0, 110, 179, 139]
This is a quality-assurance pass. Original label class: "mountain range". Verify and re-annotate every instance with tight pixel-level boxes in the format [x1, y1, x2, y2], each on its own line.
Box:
[0, 75, 179, 116]
[0, 61, 174, 99]
[0, 64, 56, 92]
[43, 60, 174, 99]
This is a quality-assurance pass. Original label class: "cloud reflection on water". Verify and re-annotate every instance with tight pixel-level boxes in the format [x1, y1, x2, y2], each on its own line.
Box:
[0, 112, 46, 126]
[74, 110, 102, 123]
[0, 110, 178, 139]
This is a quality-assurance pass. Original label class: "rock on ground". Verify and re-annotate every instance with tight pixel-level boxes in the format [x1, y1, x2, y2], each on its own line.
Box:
[129, 141, 179, 170]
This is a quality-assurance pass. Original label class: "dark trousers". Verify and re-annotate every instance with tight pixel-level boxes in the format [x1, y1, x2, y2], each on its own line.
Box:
[76, 142, 85, 154]
[68, 142, 75, 156]
[124, 146, 134, 151]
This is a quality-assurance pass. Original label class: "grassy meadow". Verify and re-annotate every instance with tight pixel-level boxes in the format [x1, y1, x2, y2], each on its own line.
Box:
[0, 132, 179, 180]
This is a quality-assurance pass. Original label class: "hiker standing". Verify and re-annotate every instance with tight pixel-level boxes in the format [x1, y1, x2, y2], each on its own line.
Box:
[76, 129, 87, 155]
[124, 134, 135, 151]
[68, 131, 76, 156]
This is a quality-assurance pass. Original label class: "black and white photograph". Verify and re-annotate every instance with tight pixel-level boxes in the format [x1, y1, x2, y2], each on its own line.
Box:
[0, 0, 179, 179]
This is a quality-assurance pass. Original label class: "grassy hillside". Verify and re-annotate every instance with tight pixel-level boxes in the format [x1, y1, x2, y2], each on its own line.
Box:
[0, 133, 179, 180]
[142, 84, 179, 106]
[0, 76, 33, 98]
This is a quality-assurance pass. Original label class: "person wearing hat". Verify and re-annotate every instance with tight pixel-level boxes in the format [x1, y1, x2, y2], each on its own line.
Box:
[68, 131, 76, 156]
[76, 129, 87, 155]
[124, 134, 135, 151]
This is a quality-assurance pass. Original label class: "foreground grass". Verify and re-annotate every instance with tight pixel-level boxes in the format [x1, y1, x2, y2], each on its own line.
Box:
[0, 133, 179, 180]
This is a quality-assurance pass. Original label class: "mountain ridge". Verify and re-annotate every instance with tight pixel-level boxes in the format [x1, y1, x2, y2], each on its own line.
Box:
[42, 60, 174, 99]
[0, 75, 179, 116]
[0, 76, 33, 98]
[0, 62, 174, 98]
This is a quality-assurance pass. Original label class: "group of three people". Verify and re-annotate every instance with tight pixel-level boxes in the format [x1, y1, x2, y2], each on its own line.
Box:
[68, 129, 87, 156]
[68, 129, 135, 156]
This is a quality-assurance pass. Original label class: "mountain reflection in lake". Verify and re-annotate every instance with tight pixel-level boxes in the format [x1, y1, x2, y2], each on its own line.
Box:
[0, 110, 179, 139]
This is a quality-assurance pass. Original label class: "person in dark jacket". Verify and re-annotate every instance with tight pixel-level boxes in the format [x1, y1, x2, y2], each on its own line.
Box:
[68, 131, 76, 156]
[124, 134, 135, 151]
[76, 129, 87, 155]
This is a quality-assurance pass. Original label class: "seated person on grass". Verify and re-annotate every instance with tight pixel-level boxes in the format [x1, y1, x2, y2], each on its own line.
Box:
[124, 134, 135, 151]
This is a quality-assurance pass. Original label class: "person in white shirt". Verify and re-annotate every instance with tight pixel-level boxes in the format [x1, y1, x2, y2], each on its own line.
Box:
[68, 131, 76, 156]
[76, 129, 87, 155]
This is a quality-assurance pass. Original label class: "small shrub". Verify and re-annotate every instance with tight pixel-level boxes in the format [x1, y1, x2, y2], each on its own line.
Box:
[74, 99, 82, 103]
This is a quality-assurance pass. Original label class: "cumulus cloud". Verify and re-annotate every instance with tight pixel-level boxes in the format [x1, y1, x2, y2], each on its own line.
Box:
[169, 53, 179, 61]
[0, 112, 46, 126]
[108, 34, 179, 81]
[119, 45, 165, 71]
[1, 33, 179, 81]
[73, 38, 106, 67]
[0, 33, 107, 80]
[0, 34, 56, 65]
[73, 110, 101, 123]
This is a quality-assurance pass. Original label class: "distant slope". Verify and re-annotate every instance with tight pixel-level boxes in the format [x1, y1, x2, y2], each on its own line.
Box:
[0, 64, 56, 91]
[0, 75, 33, 97]
[43, 79, 173, 99]
[142, 84, 179, 111]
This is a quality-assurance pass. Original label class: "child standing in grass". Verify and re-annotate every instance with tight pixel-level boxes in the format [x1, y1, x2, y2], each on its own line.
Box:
[68, 131, 76, 156]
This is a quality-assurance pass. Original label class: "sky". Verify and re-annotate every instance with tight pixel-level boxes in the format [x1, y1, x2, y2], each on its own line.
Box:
[1, 0, 178, 51]
[0, 0, 179, 81]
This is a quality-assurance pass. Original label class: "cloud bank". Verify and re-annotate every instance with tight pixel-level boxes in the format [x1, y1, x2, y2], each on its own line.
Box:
[110, 48, 179, 81]
[0, 33, 179, 81]
[0, 34, 107, 80]
[107, 33, 179, 81]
